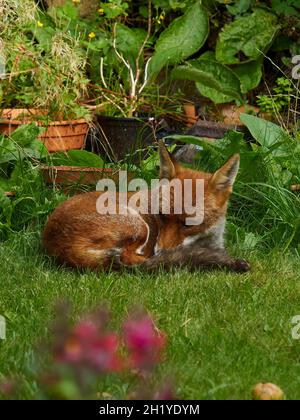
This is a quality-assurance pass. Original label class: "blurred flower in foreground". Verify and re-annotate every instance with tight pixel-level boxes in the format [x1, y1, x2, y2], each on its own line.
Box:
[124, 313, 166, 370]
[0, 378, 16, 398]
[3, 302, 171, 400]
[54, 315, 122, 373]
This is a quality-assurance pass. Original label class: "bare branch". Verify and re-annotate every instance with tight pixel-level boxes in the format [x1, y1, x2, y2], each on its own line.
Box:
[99, 57, 108, 89]
[139, 57, 152, 94]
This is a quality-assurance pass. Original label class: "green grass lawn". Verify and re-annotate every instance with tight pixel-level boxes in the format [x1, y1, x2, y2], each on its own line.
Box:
[0, 231, 300, 400]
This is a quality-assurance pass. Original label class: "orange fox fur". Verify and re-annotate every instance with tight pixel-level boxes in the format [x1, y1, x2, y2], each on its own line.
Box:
[43, 141, 250, 272]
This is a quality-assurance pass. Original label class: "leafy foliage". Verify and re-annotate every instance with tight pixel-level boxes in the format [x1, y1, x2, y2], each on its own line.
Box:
[256, 77, 293, 115]
[0, 1, 90, 120]
[99, 0, 129, 18]
[0, 125, 64, 238]
[271, 0, 300, 17]
[50, 150, 104, 168]
[95, 1, 210, 116]
[34, 0, 299, 110]
[172, 53, 243, 104]
[233, 60, 263, 94]
[216, 9, 279, 65]
[0, 125, 47, 173]
[149, 2, 209, 78]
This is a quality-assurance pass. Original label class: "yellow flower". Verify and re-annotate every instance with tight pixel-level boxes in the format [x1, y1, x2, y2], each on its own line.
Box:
[37, 21, 44, 28]
[88, 32, 96, 39]
[98, 8, 104, 15]
[156, 12, 165, 25]
[72, 0, 81, 4]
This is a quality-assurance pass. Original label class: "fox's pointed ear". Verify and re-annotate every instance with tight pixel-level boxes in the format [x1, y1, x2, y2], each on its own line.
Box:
[211, 154, 240, 190]
[159, 140, 176, 179]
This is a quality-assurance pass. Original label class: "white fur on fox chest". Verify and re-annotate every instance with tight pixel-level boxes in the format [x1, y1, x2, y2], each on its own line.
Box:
[154, 218, 226, 255]
[182, 217, 226, 249]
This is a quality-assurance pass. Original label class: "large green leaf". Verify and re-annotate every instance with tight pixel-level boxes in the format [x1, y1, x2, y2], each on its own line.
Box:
[227, 0, 254, 15]
[216, 9, 279, 64]
[271, 0, 300, 17]
[50, 150, 104, 168]
[172, 57, 242, 104]
[149, 2, 209, 78]
[195, 82, 238, 104]
[115, 24, 147, 62]
[233, 59, 263, 93]
[240, 113, 291, 156]
[108, 24, 147, 81]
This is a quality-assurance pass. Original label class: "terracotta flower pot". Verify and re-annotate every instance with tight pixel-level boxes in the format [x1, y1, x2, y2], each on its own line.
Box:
[0, 109, 89, 153]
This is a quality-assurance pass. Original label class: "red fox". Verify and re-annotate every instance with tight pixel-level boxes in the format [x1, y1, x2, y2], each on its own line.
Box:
[43, 141, 250, 273]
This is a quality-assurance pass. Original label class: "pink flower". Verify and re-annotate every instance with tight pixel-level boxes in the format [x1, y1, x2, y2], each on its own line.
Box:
[86, 334, 123, 372]
[0, 379, 16, 397]
[55, 319, 122, 373]
[73, 320, 98, 341]
[62, 337, 83, 363]
[124, 315, 166, 370]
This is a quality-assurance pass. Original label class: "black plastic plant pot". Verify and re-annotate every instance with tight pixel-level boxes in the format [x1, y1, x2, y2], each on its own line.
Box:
[95, 116, 157, 162]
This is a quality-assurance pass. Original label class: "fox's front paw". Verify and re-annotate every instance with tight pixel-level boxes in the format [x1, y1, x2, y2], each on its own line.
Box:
[232, 259, 251, 273]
